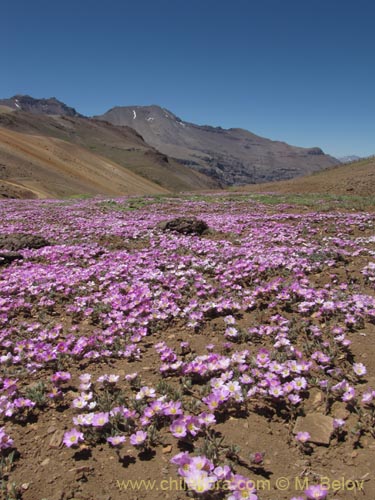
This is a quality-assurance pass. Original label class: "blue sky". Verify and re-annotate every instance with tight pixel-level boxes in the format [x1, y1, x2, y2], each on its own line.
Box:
[1, 0, 374, 157]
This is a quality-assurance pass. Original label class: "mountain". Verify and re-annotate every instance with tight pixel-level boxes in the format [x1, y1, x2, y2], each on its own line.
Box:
[337, 155, 361, 163]
[240, 156, 375, 197]
[0, 95, 342, 197]
[0, 102, 218, 198]
[0, 95, 81, 117]
[95, 105, 339, 185]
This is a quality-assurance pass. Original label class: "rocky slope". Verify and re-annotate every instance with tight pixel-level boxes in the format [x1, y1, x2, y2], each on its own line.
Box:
[0, 103, 218, 196]
[96, 105, 339, 185]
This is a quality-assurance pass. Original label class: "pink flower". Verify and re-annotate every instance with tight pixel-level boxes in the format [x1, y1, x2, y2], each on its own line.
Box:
[63, 428, 84, 448]
[136, 386, 156, 400]
[107, 436, 126, 447]
[202, 393, 221, 411]
[72, 397, 87, 409]
[333, 418, 345, 429]
[170, 451, 190, 466]
[164, 401, 183, 416]
[199, 412, 216, 426]
[184, 469, 216, 493]
[342, 387, 356, 402]
[51, 371, 71, 384]
[250, 452, 264, 464]
[353, 363, 367, 376]
[304, 484, 328, 499]
[228, 473, 257, 500]
[296, 431, 310, 443]
[269, 386, 284, 398]
[130, 430, 147, 446]
[186, 416, 201, 436]
[213, 465, 232, 480]
[91, 412, 109, 427]
[79, 373, 91, 384]
[225, 327, 239, 339]
[362, 390, 375, 404]
[292, 377, 307, 391]
[288, 394, 302, 405]
[0, 428, 13, 450]
[170, 418, 187, 438]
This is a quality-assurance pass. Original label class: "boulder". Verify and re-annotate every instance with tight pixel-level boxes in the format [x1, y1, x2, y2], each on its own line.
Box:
[0, 233, 50, 251]
[157, 217, 209, 235]
[0, 251, 23, 265]
[293, 413, 334, 445]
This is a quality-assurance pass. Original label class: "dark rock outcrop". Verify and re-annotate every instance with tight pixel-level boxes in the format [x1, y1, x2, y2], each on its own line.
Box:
[157, 217, 209, 235]
[0, 233, 51, 251]
[0, 252, 23, 265]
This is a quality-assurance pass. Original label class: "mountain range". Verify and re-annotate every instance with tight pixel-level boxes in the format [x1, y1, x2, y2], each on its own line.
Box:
[337, 155, 362, 163]
[96, 105, 338, 185]
[0, 95, 340, 198]
[0, 96, 216, 198]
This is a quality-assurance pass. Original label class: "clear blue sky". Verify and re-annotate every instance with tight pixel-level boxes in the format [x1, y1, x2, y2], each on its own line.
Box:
[1, 0, 374, 157]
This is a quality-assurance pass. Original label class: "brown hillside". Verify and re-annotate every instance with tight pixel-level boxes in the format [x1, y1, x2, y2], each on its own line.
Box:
[0, 127, 169, 198]
[0, 107, 219, 192]
[240, 157, 375, 196]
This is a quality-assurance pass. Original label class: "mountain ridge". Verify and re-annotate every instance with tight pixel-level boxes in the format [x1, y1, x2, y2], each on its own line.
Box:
[0, 95, 82, 117]
[0, 95, 341, 195]
[0, 100, 218, 198]
[95, 104, 339, 185]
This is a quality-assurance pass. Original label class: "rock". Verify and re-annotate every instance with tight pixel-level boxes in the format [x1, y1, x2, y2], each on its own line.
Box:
[157, 217, 209, 236]
[331, 402, 350, 420]
[41, 458, 50, 466]
[294, 459, 310, 467]
[294, 413, 334, 445]
[0, 251, 23, 265]
[51, 489, 66, 500]
[49, 429, 65, 449]
[305, 389, 324, 412]
[68, 466, 93, 474]
[0, 233, 51, 251]
[162, 445, 172, 454]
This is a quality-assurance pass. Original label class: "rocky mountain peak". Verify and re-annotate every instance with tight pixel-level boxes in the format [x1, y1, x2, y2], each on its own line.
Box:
[0, 95, 81, 117]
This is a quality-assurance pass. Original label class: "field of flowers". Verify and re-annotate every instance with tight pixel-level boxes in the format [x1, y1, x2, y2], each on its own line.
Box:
[0, 194, 375, 500]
